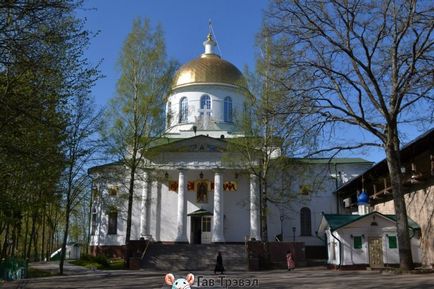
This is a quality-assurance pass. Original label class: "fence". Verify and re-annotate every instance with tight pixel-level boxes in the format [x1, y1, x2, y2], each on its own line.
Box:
[0, 257, 27, 281]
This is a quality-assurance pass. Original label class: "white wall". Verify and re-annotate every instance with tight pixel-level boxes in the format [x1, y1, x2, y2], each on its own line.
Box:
[90, 157, 372, 246]
[222, 173, 250, 242]
[326, 230, 340, 265]
[266, 162, 371, 246]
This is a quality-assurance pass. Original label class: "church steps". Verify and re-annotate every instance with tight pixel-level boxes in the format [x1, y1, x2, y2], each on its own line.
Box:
[141, 243, 247, 271]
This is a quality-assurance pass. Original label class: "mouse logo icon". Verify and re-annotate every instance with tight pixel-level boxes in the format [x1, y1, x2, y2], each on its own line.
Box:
[164, 273, 194, 289]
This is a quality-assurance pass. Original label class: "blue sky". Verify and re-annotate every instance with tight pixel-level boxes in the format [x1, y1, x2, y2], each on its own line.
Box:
[77, 0, 427, 163]
[78, 0, 267, 107]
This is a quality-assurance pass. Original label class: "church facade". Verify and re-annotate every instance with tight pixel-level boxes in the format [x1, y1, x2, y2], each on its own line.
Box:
[89, 33, 372, 256]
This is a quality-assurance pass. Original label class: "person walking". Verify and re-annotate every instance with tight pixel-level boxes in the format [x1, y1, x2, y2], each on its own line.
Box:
[214, 251, 225, 274]
[286, 250, 295, 271]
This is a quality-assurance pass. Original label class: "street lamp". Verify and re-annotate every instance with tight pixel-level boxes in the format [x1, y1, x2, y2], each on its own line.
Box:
[279, 214, 284, 241]
[292, 227, 296, 242]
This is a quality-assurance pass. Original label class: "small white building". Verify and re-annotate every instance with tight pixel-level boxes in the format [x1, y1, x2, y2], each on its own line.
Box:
[50, 243, 81, 260]
[318, 191, 421, 269]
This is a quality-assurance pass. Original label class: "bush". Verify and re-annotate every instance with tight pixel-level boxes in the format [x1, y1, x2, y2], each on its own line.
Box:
[94, 255, 109, 268]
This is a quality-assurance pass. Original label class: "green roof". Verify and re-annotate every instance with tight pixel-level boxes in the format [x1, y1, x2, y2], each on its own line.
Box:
[385, 215, 420, 230]
[323, 212, 420, 231]
[323, 214, 361, 231]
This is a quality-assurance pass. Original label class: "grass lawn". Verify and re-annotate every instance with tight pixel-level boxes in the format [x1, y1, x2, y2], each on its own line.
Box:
[70, 256, 125, 270]
[27, 268, 57, 278]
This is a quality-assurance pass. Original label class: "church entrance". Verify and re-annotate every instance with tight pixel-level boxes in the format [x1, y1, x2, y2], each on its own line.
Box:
[190, 216, 212, 244]
[368, 237, 384, 268]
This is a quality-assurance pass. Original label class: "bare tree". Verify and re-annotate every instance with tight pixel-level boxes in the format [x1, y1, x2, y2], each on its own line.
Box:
[263, 0, 433, 269]
[59, 94, 101, 275]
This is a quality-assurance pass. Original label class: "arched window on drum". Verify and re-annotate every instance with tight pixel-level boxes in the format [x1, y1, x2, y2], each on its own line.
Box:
[224, 96, 232, 122]
[179, 97, 188, 123]
[200, 94, 211, 117]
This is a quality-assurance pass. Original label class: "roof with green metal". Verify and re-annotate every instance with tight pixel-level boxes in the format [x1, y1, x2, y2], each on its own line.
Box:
[385, 215, 420, 230]
[322, 214, 361, 231]
[323, 212, 420, 231]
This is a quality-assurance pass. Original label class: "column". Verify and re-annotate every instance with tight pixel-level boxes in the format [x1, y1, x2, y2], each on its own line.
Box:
[212, 170, 225, 243]
[145, 181, 152, 237]
[140, 171, 150, 237]
[175, 169, 187, 242]
[250, 174, 261, 241]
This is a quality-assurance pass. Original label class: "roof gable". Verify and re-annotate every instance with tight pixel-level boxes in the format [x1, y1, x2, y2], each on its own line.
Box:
[319, 211, 420, 232]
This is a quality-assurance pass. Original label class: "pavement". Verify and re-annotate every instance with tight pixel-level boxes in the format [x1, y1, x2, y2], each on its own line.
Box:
[1, 263, 434, 289]
[28, 262, 98, 276]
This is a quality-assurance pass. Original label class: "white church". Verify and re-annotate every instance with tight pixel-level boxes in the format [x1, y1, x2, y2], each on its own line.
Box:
[89, 33, 372, 257]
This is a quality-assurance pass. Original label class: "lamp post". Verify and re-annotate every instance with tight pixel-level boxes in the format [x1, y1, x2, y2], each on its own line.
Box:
[279, 214, 284, 241]
[292, 227, 296, 242]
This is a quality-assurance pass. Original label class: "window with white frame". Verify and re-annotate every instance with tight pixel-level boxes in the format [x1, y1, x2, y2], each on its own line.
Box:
[200, 95, 211, 116]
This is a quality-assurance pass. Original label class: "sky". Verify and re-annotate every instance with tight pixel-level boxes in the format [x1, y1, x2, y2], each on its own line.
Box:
[76, 0, 427, 164]
[78, 0, 266, 106]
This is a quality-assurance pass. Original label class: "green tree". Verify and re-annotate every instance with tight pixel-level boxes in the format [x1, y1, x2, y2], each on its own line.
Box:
[0, 0, 100, 265]
[101, 18, 176, 266]
[263, 0, 433, 269]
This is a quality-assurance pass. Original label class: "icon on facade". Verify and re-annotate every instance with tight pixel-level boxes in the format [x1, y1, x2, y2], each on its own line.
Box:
[197, 181, 208, 203]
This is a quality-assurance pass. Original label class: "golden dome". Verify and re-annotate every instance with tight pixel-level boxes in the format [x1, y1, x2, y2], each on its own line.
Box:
[172, 54, 247, 89]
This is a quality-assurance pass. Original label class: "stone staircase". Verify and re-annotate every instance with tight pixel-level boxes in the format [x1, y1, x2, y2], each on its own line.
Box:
[141, 243, 247, 271]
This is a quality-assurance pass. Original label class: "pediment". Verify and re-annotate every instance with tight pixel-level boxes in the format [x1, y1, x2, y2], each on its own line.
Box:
[150, 135, 227, 153]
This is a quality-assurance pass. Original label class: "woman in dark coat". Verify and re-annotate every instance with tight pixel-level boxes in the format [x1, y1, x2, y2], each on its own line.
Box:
[214, 251, 225, 274]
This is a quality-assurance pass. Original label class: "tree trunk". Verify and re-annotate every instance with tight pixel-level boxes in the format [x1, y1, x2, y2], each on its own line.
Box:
[11, 221, 18, 257]
[1, 224, 9, 258]
[385, 127, 414, 270]
[41, 209, 46, 261]
[59, 203, 71, 274]
[23, 214, 29, 259]
[60, 174, 73, 275]
[27, 213, 37, 260]
[33, 224, 39, 261]
[261, 176, 268, 241]
[125, 164, 137, 268]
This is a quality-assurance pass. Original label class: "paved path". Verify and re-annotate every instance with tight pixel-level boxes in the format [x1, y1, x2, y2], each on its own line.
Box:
[29, 261, 97, 275]
[2, 267, 434, 289]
